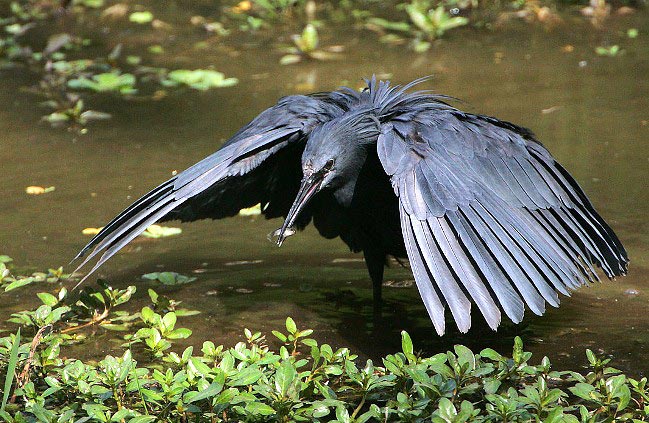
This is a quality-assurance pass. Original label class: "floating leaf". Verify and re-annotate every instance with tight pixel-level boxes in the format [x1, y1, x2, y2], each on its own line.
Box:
[68, 72, 137, 94]
[80, 110, 112, 122]
[82, 227, 103, 235]
[595, 45, 620, 56]
[148, 45, 164, 54]
[44, 33, 72, 56]
[142, 224, 182, 238]
[279, 54, 302, 65]
[26, 186, 55, 195]
[74, 0, 105, 8]
[239, 203, 262, 216]
[129, 11, 154, 24]
[161, 69, 238, 91]
[142, 272, 196, 285]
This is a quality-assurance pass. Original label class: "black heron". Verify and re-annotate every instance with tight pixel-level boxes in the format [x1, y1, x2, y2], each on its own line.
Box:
[74, 76, 628, 335]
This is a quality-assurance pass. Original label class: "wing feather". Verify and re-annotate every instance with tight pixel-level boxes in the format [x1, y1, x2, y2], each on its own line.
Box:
[446, 211, 525, 323]
[410, 214, 472, 332]
[430, 217, 501, 329]
[377, 107, 627, 333]
[74, 95, 342, 282]
[400, 207, 446, 335]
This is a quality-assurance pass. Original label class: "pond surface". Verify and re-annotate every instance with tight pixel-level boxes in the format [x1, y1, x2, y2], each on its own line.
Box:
[1, 5, 648, 374]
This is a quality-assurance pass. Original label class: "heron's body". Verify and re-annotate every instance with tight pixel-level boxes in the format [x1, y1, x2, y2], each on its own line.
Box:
[75, 77, 628, 335]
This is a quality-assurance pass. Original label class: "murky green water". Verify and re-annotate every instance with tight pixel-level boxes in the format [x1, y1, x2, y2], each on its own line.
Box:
[1, 5, 648, 374]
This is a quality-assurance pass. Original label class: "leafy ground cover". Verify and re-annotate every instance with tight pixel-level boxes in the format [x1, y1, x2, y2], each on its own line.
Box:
[1, 256, 648, 422]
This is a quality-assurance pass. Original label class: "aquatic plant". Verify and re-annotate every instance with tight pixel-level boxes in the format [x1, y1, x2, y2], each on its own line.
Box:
[161, 69, 239, 91]
[279, 24, 342, 64]
[404, 0, 469, 39]
[595, 44, 621, 56]
[40, 97, 112, 128]
[67, 71, 137, 94]
[226, 0, 309, 29]
[1, 256, 70, 292]
[142, 272, 197, 285]
[129, 11, 154, 24]
[363, 0, 469, 51]
[0, 256, 648, 421]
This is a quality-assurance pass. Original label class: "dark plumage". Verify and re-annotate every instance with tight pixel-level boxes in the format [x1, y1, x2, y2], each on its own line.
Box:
[74, 76, 628, 335]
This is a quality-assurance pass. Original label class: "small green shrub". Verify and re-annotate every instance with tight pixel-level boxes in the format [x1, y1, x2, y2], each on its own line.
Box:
[1, 256, 648, 421]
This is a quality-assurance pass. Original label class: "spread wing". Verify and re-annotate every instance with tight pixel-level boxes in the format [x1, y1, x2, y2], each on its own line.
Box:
[73, 94, 343, 283]
[378, 109, 628, 335]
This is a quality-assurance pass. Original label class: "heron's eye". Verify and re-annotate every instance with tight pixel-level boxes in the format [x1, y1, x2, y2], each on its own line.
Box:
[323, 159, 335, 172]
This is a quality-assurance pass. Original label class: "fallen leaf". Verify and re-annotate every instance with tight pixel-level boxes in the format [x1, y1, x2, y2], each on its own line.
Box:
[239, 203, 262, 216]
[232, 0, 252, 13]
[82, 227, 103, 235]
[101, 3, 128, 19]
[26, 186, 55, 195]
[224, 260, 263, 266]
[542, 106, 561, 114]
[141, 224, 182, 238]
[152, 19, 172, 30]
[617, 6, 635, 15]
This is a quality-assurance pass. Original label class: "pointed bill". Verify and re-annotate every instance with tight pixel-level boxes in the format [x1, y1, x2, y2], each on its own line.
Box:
[273, 174, 323, 246]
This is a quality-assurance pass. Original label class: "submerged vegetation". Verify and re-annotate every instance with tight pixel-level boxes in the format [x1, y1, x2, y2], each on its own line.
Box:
[0, 0, 643, 130]
[0, 256, 648, 421]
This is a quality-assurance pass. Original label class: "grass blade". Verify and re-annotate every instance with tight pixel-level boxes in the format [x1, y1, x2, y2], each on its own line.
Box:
[1, 328, 20, 413]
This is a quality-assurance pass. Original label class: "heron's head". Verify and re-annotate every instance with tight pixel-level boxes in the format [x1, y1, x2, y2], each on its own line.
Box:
[273, 110, 380, 246]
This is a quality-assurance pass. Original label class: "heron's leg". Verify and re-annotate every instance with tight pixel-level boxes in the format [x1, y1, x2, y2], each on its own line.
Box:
[363, 250, 385, 309]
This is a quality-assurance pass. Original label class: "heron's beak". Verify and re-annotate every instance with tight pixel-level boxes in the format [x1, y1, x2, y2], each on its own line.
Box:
[273, 173, 324, 246]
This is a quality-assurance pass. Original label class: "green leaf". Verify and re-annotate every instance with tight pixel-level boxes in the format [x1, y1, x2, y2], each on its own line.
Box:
[245, 402, 275, 416]
[585, 349, 596, 365]
[454, 344, 475, 371]
[162, 312, 177, 331]
[167, 328, 192, 339]
[128, 417, 157, 423]
[271, 330, 287, 342]
[438, 397, 457, 419]
[1, 329, 20, 414]
[187, 381, 223, 403]
[569, 383, 596, 400]
[5, 277, 35, 291]
[37, 292, 58, 306]
[401, 331, 414, 357]
[275, 360, 297, 396]
[230, 366, 263, 386]
[285, 317, 297, 334]
[129, 11, 153, 24]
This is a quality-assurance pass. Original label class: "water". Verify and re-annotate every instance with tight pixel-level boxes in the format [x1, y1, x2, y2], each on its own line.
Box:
[1, 5, 648, 374]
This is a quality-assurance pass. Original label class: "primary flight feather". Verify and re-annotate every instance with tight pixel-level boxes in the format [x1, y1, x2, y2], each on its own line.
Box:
[74, 76, 628, 335]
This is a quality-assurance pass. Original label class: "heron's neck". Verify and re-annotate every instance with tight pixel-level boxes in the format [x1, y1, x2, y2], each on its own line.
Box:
[331, 144, 376, 207]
